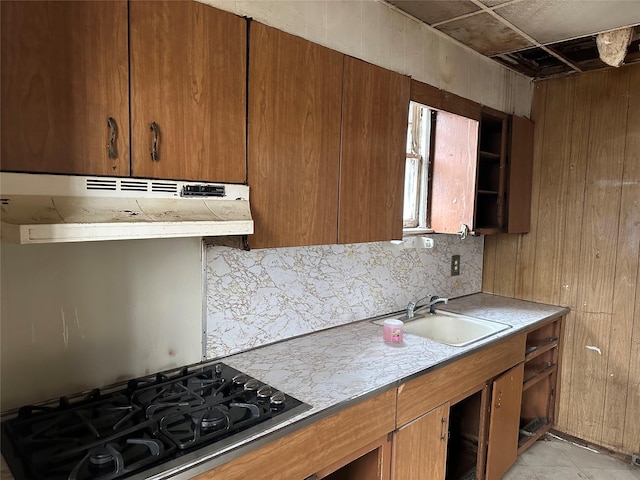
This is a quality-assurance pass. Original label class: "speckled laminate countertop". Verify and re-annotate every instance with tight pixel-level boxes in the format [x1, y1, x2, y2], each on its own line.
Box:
[1, 293, 569, 480]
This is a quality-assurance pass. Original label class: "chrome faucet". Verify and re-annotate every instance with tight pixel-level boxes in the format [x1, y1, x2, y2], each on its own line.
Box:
[406, 295, 449, 319]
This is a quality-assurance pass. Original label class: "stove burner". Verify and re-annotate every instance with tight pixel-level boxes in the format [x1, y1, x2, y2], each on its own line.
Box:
[89, 447, 116, 467]
[198, 407, 229, 431]
[1, 362, 307, 480]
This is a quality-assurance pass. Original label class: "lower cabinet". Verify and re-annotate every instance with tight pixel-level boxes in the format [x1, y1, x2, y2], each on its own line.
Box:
[485, 363, 525, 480]
[311, 435, 392, 480]
[393, 402, 449, 480]
[195, 316, 564, 480]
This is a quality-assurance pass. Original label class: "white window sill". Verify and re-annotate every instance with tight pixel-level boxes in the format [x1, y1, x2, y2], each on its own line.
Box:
[402, 227, 435, 237]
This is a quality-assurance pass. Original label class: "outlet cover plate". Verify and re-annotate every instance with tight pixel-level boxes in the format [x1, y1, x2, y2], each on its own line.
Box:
[451, 255, 460, 276]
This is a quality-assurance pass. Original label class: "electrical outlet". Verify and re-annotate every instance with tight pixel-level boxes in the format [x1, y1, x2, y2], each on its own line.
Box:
[451, 255, 460, 276]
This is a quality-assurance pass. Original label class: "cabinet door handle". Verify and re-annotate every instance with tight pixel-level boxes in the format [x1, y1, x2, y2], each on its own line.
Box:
[440, 416, 447, 441]
[150, 122, 160, 161]
[304, 475, 318, 480]
[107, 117, 117, 159]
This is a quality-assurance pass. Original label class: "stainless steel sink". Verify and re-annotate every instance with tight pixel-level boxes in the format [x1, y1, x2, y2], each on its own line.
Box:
[373, 311, 511, 347]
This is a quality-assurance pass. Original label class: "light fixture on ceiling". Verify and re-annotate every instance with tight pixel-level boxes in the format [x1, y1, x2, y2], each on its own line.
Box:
[596, 27, 633, 67]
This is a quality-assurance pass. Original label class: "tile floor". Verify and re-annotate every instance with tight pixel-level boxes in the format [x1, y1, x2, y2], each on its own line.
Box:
[503, 436, 640, 480]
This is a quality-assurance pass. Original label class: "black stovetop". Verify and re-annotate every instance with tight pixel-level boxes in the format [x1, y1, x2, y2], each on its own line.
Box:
[1, 362, 308, 480]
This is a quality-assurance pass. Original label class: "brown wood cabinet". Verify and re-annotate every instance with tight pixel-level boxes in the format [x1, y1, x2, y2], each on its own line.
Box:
[485, 363, 525, 480]
[1, 0, 130, 176]
[338, 57, 410, 244]
[505, 115, 534, 233]
[248, 23, 343, 248]
[474, 109, 534, 234]
[395, 333, 526, 480]
[429, 110, 480, 235]
[130, 1, 246, 182]
[392, 402, 449, 480]
[2, 1, 246, 183]
[249, 46, 410, 248]
[192, 316, 564, 480]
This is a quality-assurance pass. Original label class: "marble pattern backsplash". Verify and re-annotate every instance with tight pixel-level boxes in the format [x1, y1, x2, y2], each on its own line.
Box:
[205, 234, 483, 359]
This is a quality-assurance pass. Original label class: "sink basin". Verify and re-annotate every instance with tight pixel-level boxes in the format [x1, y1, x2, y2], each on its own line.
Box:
[373, 311, 511, 347]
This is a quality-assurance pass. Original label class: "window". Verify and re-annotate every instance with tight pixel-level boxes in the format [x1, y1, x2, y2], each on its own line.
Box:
[403, 101, 433, 230]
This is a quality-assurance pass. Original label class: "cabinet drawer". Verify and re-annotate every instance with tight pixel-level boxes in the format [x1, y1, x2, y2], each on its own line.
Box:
[397, 333, 526, 426]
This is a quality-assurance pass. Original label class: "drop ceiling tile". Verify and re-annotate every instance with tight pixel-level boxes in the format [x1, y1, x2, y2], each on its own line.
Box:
[477, 0, 513, 6]
[435, 12, 534, 55]
[386, 0, 480, 25]
[495, 0, 640, 45]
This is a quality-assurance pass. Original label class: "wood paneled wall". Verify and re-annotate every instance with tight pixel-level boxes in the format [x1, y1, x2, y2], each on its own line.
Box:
[483, 63, 640, 456]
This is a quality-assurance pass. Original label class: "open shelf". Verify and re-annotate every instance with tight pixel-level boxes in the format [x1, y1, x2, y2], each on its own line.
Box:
[518, 317, 563, 455]
[525, 338, 558, 362]
[523, 365, 557, 391]
[479, 150, 501, 160]
[447, 390, 483, 480]
[474, 108, 508, 232]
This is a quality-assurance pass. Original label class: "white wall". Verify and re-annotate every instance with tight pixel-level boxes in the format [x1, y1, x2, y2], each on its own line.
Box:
[199, 0, 533, 117]
[0, 238, 203, 410]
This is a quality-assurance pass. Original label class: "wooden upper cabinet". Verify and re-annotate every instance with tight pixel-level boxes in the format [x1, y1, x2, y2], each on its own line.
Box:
[429, 110, 480, 235]
[129, 1, 246, 182]
[506, 115, 534, 233]
[1, 1, 130, 176]
[248, 23, 343, 249]
[338, 58, 410, 244]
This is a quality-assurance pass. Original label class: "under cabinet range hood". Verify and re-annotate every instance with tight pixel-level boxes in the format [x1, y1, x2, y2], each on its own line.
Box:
[0, 173, 253, 244]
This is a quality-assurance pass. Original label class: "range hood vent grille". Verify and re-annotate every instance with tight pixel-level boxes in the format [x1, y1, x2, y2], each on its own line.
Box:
[86, 178, 117, 191]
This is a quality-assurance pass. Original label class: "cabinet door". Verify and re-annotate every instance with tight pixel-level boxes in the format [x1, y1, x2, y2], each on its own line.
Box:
[130, 1, 246, 182]
[1, 1, 130, 176]
[485, 362, 525, 480]
[393, 402, 449, 480]
[248, 23, 343, 248]
[338, 58, 410, 244]
[506, 115, 534, 233]
[429, 110, 480, 234]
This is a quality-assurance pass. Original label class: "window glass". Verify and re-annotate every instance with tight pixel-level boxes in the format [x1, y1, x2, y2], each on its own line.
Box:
[403, 102, 431, 229]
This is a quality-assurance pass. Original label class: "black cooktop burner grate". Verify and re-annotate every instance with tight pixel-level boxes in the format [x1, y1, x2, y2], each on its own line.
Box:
[1, 362, 308, 480]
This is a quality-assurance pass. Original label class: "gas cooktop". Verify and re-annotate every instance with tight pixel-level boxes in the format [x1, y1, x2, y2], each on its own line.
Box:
[1, 362, 309, 480]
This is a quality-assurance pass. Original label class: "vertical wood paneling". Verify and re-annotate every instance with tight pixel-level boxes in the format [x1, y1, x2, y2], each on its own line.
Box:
[575, 68, 630, 314]
[566, 313, 612, 442]
[530, 79, 574, 305]
[607, 64, 640, 451]
[482, 234, 497, 293]
[514, 82, 546, 300]
[622, 256, 640, 452]
[482, 63, 640, 456]
[558, 75, 592, 311]
[491, 234, 519, 297]
[555, 74, 592, 432]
